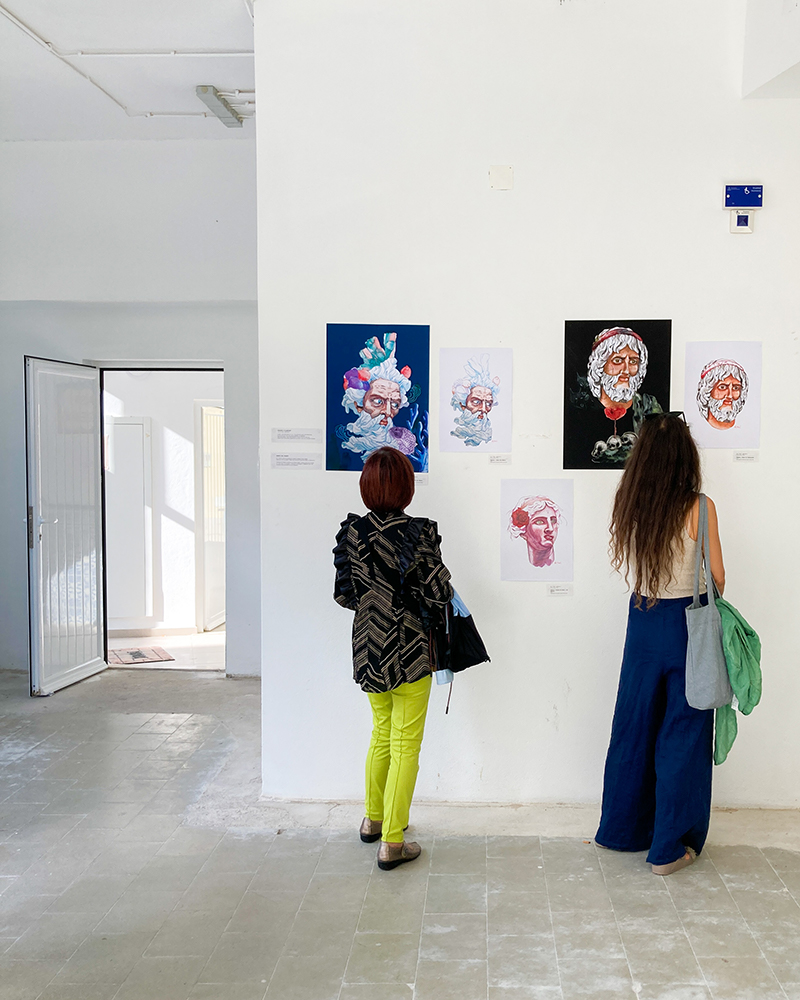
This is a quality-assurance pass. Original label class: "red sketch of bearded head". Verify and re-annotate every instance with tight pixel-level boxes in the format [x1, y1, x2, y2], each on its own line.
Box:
[696, 359, 749, 430]
[508, 496, 562, 567]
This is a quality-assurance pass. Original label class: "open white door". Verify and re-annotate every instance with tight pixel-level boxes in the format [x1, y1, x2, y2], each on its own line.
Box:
[26, 358, 106, 695]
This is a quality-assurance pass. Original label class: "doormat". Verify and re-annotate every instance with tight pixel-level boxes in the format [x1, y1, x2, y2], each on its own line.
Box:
[107, 646, 176, 665]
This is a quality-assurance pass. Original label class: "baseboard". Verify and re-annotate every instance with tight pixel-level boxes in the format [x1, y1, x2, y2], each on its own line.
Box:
[184, 795, 800, 851]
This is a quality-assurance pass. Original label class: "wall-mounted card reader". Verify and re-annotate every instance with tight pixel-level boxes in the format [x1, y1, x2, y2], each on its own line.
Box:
[724, 185, 763, 233]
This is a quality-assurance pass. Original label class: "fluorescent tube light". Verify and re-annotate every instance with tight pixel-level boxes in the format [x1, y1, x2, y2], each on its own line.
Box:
[196, 85, 243, 127]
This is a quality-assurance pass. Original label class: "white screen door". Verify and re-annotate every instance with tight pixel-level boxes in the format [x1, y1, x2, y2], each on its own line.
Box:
[26, 358, 106, 695]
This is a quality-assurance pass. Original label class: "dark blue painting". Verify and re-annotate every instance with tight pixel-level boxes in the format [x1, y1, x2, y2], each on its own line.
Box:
[326, 323, 430, 472]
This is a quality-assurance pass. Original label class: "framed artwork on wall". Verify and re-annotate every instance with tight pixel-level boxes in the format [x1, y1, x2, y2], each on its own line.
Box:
[500, 479, 574, 582]
[563, 319, 672, 469]
[439, 348, 513, 453]
[326, 324, 430, 472]
[684, 342, 761, 450]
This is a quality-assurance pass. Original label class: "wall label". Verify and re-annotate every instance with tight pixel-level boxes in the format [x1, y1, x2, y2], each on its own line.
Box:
[271, 428, 323, 443]
[415, 474, 429, 486]
[548, 584, 573, 597]
[271, 452, 322, 470]
[489, 454, 512, 465]
[733, 450, 759, 463]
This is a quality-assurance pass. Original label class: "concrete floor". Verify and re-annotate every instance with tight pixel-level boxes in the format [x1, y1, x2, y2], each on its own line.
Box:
[2, 668, 800, 1000]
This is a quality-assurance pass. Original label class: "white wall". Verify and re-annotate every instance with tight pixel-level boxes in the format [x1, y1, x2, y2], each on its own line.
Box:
[0, 302, 260, 677]
[104, 370, 225, 632]
[258, 0, 800, 809]
[744, 0, 800, 96]
[0, 140, 256, 302]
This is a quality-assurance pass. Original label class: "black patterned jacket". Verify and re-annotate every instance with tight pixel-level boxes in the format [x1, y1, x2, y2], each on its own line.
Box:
[333, 511, 453, 693]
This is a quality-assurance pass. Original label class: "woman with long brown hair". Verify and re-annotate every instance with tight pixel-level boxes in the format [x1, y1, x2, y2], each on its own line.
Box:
[595, 413, 726, 875]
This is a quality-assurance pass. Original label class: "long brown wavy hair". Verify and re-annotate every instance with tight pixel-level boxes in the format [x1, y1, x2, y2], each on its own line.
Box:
[610, 414, 701, 607]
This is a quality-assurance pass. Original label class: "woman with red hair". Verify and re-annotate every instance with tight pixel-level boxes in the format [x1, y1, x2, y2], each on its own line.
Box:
[333, 447, 453, 870]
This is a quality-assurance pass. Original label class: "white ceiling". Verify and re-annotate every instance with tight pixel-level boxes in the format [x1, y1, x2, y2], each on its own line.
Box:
[0, 0, 255, 140]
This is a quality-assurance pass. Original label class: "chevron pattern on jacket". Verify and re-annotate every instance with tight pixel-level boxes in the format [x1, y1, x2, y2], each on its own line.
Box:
[333, 511, 452, 693]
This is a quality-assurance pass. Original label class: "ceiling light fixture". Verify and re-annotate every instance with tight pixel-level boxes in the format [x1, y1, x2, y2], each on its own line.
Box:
[0, 2, 253, 120]
[195, 86, 243, 127]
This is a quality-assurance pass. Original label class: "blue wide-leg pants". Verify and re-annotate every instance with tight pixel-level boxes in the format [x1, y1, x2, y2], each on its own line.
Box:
[596, 594, 714, 867]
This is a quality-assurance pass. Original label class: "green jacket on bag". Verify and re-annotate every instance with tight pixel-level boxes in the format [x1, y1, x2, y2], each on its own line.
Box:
[713, 597, 762, 765]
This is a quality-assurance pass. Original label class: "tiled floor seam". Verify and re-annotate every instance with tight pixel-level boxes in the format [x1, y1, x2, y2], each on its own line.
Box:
[407, 832, 436, 1000]
[664, 855, 717, 1000]
[483, 835, 489, 1000]
[719, 848, 792, 1000]
[27, 712, 219, 1000]
[541, 840, 565, 1000]
[260, 830, 333, 1000]
[336, 830, 376, 999]
[595, 840, 638, 998]
[28, 810, 136, 1000]
[107, 823, 248, 997]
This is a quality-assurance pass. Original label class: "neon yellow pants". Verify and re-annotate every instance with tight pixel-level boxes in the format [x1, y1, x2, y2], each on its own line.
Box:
[365, 673, 432, 843]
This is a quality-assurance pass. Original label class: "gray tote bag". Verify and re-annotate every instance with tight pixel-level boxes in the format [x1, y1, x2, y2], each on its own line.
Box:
[685, 495, 733, 711]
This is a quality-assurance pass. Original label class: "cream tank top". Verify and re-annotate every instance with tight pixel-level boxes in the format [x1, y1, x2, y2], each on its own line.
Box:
[642, 526, 706, 600]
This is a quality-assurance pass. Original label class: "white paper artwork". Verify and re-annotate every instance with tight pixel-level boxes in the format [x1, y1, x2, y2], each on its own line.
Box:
[684, 342, 761, 450]
[500, 479, 574, 583]
[439, 349, 513, 453]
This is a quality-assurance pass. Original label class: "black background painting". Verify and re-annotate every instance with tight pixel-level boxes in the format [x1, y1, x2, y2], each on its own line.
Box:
[563, 319, 672, 470]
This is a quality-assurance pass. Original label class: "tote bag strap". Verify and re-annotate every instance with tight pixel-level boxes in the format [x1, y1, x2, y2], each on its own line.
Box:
[693, 494, 719, 607]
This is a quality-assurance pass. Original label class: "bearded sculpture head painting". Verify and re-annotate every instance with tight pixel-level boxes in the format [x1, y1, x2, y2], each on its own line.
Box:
[563, 319, 672, 469]
[327, 324, 430, 472]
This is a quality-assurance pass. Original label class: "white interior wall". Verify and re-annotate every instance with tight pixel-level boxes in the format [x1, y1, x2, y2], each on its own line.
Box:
[104, 370, 225, 632]
[744, 0, 800, 96]
[258, 0, 800, 808]
[0, 302, 260, 677]
[0, 140, 256, 302]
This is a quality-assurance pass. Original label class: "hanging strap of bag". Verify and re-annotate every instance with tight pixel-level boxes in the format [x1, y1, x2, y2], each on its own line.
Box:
[691, 493, 719, 609]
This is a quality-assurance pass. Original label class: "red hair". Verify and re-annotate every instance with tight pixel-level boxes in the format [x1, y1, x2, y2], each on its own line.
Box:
[360, 448, 415, 514]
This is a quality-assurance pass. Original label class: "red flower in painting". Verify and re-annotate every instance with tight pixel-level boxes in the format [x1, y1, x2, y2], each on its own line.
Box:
[511, 508, 530, 528]
[604, 406, 627, 422]
[400, 366, 411, 379]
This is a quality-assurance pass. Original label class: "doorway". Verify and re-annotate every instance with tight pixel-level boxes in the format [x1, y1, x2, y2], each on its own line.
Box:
[102, 370, 226, 672]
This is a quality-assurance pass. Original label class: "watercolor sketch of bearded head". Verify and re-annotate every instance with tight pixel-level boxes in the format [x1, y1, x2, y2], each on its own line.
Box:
[450, 355, 501, 447]
[508, 496, 563, 568]
[340, 332, 418, 462]
[696, 359, 749, 431]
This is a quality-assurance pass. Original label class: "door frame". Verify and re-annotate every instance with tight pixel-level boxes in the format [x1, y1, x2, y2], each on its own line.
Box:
[24, 357, 227, 693]
[98, 364, 225, 667]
